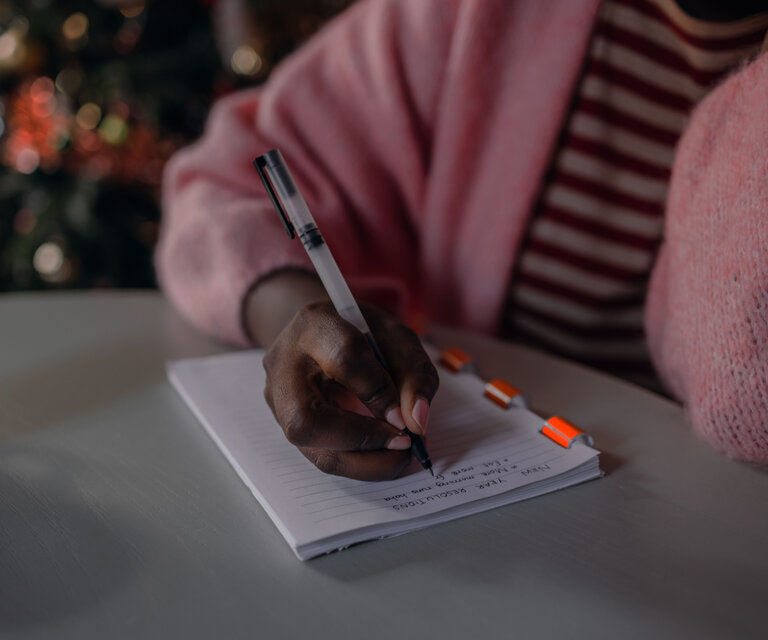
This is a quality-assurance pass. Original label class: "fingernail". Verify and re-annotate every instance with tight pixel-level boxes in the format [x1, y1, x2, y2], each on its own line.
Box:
[411, 397, 429, 435]
[385, 406, 407, 430]
[386, 435, 411, 450]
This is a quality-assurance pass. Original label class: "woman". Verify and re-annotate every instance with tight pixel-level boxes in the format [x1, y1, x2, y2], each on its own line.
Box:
[158, 0, 768, 478]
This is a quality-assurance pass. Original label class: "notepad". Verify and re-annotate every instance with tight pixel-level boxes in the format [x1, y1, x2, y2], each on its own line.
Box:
[167, 348, 601, 560]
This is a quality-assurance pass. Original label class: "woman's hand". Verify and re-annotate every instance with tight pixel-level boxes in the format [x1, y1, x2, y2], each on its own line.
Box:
[262, 301, 438, 480]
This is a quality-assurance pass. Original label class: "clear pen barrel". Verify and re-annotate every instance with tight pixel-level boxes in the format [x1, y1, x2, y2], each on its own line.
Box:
[262, 149, 372, 335]
[308, 242, 371, 336]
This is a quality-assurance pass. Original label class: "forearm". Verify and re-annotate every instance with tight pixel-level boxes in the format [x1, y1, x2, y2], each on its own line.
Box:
[243, 269, 329, 347]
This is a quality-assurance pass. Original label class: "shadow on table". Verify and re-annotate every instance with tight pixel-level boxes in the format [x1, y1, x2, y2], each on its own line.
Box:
[305, 469, 766, 640]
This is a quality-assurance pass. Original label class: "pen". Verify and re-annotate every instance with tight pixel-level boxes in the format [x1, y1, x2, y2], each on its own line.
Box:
[254, 148, 433, 476]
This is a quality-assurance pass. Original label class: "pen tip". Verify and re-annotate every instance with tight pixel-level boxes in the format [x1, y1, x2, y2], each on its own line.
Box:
[429, 468, 434, 477]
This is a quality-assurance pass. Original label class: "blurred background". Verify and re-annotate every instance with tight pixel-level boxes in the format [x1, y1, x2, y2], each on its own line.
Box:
[0, 0, 356, 291]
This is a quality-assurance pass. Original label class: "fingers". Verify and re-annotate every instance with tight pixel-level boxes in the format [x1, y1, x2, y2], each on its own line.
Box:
[268, 361, 409, 452]
[262, 300, 439, 480]
[295, 304, 402, 420]
[264, 358, 411, 480]
[364, 311, 440, 436]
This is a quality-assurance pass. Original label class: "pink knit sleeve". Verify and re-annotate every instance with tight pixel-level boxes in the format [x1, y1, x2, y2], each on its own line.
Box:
[645, 54, 768, 463]
[156, 0, 457, 345]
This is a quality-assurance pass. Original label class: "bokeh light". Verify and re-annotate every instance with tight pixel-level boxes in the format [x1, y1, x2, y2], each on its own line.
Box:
[33, 242, 64, 275]
[99, 114, 129, 145]
[0, 32, 19, 60]
[231, 45, 263, 76]
[16, 147, 40, 174]
[120, 3, 145, 19]
[29, 77, 55, 104]
[76, 103, 102, 130]
[62, 13, 89, 41]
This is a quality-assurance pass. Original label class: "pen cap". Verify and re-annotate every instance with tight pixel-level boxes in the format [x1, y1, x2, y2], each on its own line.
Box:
[259, 149, 316, 230]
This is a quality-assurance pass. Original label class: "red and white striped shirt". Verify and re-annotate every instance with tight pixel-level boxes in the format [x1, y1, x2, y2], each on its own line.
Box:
[503, 0, 768, 388]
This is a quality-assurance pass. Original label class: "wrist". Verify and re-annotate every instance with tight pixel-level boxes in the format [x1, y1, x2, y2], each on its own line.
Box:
[243, 269, 329, 346]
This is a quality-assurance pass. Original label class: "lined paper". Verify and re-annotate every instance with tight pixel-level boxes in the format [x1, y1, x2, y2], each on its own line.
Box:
[168, 349, 600, 559]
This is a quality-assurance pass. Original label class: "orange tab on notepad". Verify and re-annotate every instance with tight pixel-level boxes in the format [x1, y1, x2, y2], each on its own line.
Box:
[439, 347, 473, 373]
[541, 416, 594, 448]
[483, 379, 529, 409]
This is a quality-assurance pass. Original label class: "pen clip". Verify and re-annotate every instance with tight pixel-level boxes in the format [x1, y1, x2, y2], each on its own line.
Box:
[253, 155, 295, 239]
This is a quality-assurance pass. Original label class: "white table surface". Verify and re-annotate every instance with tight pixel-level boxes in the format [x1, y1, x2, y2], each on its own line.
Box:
[1, 291, 766, 640]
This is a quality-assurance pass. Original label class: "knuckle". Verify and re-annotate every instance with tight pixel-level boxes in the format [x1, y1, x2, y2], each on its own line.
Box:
[262, 369, 281, 414]
[326, 332, 368, 377]
[295, 302, 318, 324]
[297, 300, 336, 331]
[303, 300, 330, 316]
[262, 347, 276, 372]
[263, 383, 274, 410]
[395, 322, 420, 342]
[390, 322, 422, 349]
[283, 409, 314, 447]
[354, 427, 382, 451]
[283, 396, 330, 446]
[412, 358, 440, 396]
[359, 380, 393, 409]
[311, 450, 343, 476]
[263, 340, 293, 376]
[292, 302, 325, 337]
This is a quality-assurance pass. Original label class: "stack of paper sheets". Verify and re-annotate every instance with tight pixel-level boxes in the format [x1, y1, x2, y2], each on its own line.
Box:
[168, 349, 601, 560]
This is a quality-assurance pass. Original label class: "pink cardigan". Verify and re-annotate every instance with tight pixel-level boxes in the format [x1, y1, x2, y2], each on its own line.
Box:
[158, 0, 768, 463]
